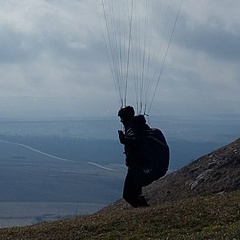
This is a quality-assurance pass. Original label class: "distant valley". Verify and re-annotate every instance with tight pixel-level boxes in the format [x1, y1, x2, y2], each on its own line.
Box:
[0, 115, 239, 227]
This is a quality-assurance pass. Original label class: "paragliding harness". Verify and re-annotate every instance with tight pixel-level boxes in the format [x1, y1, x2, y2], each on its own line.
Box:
[140, 128, 170, 182]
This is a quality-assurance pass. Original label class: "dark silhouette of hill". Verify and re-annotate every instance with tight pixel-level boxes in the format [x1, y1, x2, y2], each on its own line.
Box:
[0, 138, 239, 239]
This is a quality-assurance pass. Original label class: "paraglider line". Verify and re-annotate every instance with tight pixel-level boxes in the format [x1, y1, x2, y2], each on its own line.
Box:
[148, 0, 184, 114]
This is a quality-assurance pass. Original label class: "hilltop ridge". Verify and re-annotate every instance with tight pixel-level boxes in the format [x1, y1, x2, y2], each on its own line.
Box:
[149, 137, 240, 202]
[100, 138, 240, 211]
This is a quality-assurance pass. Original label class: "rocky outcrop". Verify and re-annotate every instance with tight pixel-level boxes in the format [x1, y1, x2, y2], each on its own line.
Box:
[102, 138, 240, 211]
[147, 138, 240, 205]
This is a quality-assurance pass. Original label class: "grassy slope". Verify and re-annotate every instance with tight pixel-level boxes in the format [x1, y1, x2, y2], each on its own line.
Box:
[0, 190, 240, 240]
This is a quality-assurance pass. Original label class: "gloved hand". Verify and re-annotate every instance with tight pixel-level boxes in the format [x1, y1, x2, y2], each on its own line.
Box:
[118, 130, 125, 144]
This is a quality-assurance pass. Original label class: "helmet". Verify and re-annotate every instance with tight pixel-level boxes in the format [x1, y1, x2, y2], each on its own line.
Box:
[118, 106, 135, 120]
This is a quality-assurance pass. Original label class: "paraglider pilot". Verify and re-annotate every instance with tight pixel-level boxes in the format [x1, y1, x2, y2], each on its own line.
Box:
[118, 106, 149, 207]
[118, 106, 170, 207]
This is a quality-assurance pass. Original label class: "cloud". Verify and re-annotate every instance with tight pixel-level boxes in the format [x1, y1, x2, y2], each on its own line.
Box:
[0, 0, 239, 119]
[174, 17, 240, 62]
[155, 0, 240, 116]
[181, 0, 240, 30]
[0, 1, 107, 95]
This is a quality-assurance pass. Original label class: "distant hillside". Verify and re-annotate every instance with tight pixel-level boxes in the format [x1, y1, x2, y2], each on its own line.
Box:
[0, 138, 239, 239]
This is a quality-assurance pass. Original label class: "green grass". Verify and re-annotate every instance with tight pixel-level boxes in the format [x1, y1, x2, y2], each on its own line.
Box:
[1, 191, 240, 240]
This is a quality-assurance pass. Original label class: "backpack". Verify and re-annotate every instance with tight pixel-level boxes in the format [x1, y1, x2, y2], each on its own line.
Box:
[140, 128, 170, 180]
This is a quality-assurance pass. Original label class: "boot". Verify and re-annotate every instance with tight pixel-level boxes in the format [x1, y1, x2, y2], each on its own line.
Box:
[136, 195, 149, 207]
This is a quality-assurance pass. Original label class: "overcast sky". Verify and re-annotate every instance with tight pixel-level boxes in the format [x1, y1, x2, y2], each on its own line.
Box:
[0, 0, 239, 119]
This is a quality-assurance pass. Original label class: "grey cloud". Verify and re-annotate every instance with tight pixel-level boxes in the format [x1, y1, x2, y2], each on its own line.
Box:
[0, 0, 239, 119]
[0, 29, 33, 62]
[174, 15, 240, 62]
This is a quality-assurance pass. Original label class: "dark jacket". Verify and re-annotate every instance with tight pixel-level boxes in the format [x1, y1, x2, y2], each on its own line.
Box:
[121, 115, 150, 168]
